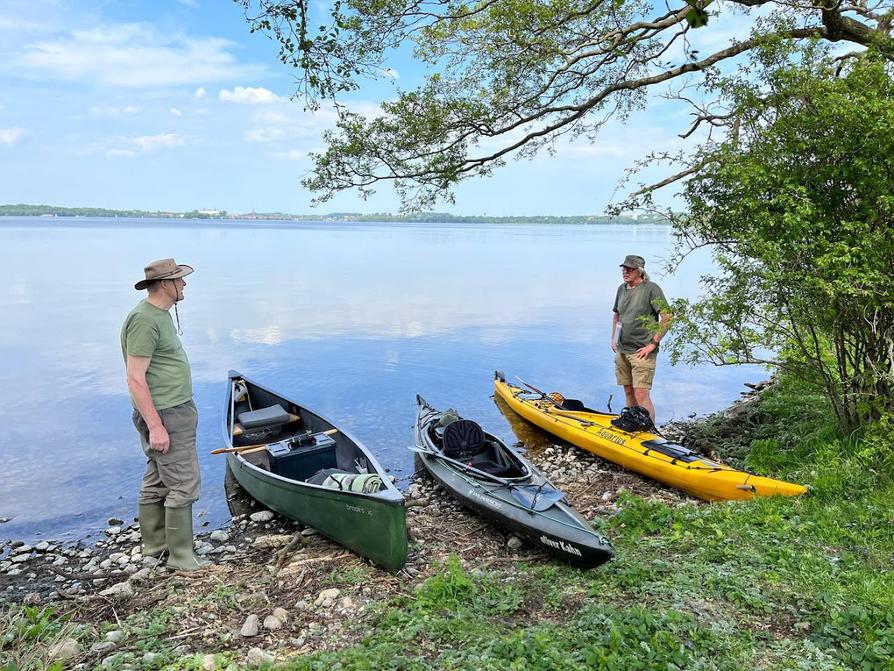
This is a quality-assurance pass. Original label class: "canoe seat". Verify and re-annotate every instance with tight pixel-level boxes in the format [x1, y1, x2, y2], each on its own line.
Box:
[238, 404, 292, 430]
[443, 420, 485, 461]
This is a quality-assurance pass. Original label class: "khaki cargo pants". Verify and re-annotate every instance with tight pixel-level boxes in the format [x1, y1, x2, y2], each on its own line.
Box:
[615, 351, 658, 389]
[133, 400, 200, 507]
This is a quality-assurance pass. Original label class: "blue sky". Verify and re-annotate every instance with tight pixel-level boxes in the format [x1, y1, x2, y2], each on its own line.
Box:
[0, 1, 754, 215]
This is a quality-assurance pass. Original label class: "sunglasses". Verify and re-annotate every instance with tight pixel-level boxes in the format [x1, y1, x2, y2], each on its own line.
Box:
[621, 266, 637, 272]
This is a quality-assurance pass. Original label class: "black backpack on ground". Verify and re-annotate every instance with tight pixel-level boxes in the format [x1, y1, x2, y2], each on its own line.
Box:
[610, 406, 654, 433]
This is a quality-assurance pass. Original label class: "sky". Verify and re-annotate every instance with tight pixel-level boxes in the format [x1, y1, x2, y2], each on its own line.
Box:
[0, 0, 757, 215]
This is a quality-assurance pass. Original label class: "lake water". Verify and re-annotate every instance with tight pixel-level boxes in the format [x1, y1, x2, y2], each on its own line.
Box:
[0, 217, 763, 544]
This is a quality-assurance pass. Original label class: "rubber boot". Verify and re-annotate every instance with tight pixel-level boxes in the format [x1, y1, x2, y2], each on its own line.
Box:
[138, 501, 167, 558]
[165, 505, 210, 571]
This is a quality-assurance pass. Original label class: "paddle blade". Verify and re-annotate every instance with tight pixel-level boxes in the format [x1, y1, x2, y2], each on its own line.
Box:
[511, 485, 564, 512]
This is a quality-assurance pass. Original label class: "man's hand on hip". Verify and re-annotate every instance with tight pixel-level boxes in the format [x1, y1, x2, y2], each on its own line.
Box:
[635, 343, 656, 359]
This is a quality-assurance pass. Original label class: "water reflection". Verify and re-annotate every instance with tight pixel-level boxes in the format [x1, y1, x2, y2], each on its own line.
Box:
[0, 218, 764, 543]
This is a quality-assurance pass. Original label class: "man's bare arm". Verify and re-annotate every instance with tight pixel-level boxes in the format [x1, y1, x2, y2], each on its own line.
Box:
[126, 355, 169, 454]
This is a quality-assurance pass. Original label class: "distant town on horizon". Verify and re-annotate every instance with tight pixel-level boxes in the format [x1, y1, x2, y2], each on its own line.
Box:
[0, 203, 668, 225]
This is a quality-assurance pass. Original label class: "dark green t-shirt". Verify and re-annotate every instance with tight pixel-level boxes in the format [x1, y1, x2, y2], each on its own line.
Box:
[612, 280, 667, 354]
[120, 300, 193, 410]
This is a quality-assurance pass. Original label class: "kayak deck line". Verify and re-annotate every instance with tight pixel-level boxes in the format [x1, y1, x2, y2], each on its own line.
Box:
[495, 373, 808, 502]
[508, 387, 733, 473]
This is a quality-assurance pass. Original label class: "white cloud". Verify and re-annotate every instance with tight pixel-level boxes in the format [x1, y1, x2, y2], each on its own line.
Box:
[194, 87, 206, 99]
[12, 23, 264, 88]
[104, 132, 193, 158]
[170, 107, 182, 117]
[245, 127, 285, 143]
[382, 68, 399, 80]
[135, 133, 188, 152]
[0, 127, 25, 145]
[219, 86, 282, 105]
[87, 105, 140, 118]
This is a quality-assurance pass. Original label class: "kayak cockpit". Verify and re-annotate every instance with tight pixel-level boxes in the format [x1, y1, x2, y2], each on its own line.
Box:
[427, 418, 529, 479]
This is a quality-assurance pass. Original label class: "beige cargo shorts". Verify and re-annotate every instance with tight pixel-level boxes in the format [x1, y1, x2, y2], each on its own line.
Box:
[133, 400, 200, 507]
[615, 351, 658, 389]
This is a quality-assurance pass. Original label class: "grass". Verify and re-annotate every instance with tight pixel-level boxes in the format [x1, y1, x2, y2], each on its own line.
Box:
[280, 376, 894, 670]
[0, 604, 75, 671]
[6, 375, 893, 670]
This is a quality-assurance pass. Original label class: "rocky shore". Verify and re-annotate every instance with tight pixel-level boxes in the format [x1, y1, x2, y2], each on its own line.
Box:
[1, 385, 766, 669]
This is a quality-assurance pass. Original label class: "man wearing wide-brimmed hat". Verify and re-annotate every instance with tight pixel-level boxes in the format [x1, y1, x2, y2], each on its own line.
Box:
[610, 254, 672, 423]
[120, 258, 208, 571]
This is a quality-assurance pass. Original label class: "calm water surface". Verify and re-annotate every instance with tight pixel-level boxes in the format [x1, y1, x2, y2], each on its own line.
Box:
[0, 218, 762, 543]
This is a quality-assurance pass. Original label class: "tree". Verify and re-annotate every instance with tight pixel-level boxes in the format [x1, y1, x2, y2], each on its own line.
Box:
[238, 0, 894, 209]
[666, 49, 894, 427]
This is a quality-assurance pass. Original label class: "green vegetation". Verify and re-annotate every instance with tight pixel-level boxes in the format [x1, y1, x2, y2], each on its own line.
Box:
[4, 376, 892, 669]
[0, 604, 73, 671]
[0, 203, 660, 224]
[667, 48, 894, 428]
[238, 0, 891, 209]
[280, 376, 892, 670]
[0, 204, 226, 219]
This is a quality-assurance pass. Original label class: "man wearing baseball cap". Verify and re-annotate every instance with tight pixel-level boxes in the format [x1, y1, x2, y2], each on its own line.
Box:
[610, 254, 672, 423]
[120, 258, 208, 571]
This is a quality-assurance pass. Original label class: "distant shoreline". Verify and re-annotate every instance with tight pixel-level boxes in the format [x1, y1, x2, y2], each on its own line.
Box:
[0, 204, 667, 226]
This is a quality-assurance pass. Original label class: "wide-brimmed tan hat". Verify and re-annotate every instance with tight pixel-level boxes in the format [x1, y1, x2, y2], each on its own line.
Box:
[619, 254, 645, 269]
[135, 258, 194, 290]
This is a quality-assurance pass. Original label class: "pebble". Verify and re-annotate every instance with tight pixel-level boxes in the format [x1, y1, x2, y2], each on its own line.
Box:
[507, 536, 524, 550]
[300, 528, 318, 537]
[210, 530, 229, 542]
[337, 596, 354, 609]
[143, 652, 160, 664]
[246, 648, 274, 667]
[105, 526, 122, 536]
[11, 554, 31, 563]
[108, 517, 124, 526]
[11, 545, 32, 555]
[90, 641, 116, 654]
[106, 630, 124, 643]
[240, 614, 259, 637]
[262, 615, 282, 630]
[314, 588, 341, 607]
[249, 511, 274, 523]
[99, 581, 134, 598]
[272, 607, 288, 623]
[202, 654, 218, 671]
[251, 534, 293, 549]
[142, 556, 160, 568]
[48, 638, 80, 662]
[35, 541, 50, 552]
[52, 556, 68, 566]
[294, 600, 309, 611]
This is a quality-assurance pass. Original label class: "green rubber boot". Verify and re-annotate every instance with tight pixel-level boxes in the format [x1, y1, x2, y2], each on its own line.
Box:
[138, 502, 167, 558]
[165, 505, 210, 571]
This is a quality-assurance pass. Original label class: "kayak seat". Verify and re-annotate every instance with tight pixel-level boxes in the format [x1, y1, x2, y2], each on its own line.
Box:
[443, 419, 486, 461]
[467, 442, 525, 478]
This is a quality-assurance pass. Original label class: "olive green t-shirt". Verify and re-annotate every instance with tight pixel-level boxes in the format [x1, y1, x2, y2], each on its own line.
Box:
[612, 280, 667, 354]
[120, 300, 193, 410]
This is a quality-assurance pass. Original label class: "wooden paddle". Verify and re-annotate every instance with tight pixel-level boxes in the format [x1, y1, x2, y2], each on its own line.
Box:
[211, 428, 339, 455]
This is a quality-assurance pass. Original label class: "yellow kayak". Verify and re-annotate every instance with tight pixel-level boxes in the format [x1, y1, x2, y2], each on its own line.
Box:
[494, 372, 808, 502]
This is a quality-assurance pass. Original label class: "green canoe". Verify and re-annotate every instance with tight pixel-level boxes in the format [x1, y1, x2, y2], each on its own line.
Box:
[220, 371, 407, 571]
